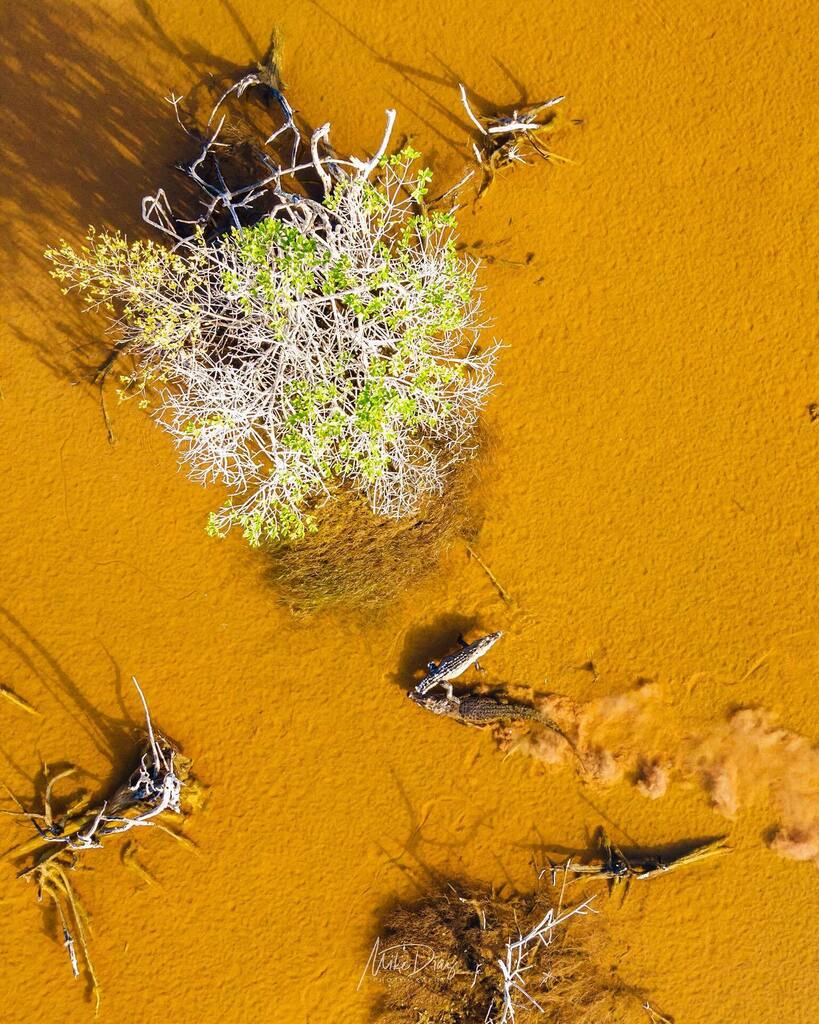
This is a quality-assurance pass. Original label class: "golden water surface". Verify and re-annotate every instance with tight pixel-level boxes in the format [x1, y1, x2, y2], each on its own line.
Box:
[1, 2, 817, 1022]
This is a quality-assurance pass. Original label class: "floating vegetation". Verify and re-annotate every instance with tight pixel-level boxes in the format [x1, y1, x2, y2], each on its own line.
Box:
[362, 866, 675, 1024]
[1, 679, 200, 1011]
[46, 63, 500, 549]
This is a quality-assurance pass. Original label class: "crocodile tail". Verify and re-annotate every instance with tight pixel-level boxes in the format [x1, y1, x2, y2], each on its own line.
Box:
[536, 714, 586, 769]
[519, 704, 545, 720]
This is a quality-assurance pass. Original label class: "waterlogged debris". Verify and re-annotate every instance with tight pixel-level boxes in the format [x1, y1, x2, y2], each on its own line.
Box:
[1, 678, 200, 1012]
[0, 683, 40, 716]
[363, 878, 604, 1023]
[465, 544, 514, 605]
[458, 82, 569, 199]
[364, 869, 677, 1023]
[545, 828, 730, 901]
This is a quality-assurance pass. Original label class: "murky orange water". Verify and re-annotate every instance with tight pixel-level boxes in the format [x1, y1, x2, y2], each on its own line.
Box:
[1, 2, 817, 1021]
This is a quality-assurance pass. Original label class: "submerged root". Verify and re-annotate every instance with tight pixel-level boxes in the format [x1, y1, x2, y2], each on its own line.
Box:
[363, 877, 649, 1024]
[265, 456, 484, 611]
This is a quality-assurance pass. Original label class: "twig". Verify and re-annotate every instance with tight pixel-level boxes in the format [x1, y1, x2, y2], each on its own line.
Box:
[0, 684, 40, 716]
[459, 84, 487, 135]
[643, 1002, 674, 1024]
[93, 340, 131, 445]
[121, 841, 158, 887]
[350, 108, 397, 177]
[153, 821, 199, 853]
[309, 123, 333, 192]
[466, 545, 513, 605]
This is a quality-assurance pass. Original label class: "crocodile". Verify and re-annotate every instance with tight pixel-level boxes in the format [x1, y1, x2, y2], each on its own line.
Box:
[414, 631, 503, 698]
[410, 690, 540, 722]
[409, 689, 585, 766]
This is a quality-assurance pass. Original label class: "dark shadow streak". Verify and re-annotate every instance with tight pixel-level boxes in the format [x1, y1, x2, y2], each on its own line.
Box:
[0, 605, 132, 764]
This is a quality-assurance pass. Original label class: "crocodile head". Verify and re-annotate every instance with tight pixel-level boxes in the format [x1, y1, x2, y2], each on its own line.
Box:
[408, 691, 454, 716]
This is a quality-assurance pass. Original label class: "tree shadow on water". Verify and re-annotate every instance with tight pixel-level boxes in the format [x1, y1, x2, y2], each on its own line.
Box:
[0, 604, 136, 770]
[0, 1, 250, 382]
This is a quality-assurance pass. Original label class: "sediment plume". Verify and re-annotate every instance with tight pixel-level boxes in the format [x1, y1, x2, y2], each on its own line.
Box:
[493, 681, 819, 868]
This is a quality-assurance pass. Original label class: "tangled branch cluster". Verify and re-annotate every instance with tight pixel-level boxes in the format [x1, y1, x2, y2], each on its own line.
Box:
[46, 74, 498, 545]
[364, 877, 618, 1024]
[492, 895, 597, 1023]
[2, 678, 195, 1010]
[48, 679, 187, 851]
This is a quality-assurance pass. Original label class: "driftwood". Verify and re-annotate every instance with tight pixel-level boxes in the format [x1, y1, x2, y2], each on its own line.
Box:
[542, 827, 730, 901]
[458, 82, 569, 198]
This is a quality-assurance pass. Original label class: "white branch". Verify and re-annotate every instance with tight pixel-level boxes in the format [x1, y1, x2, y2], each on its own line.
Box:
[350, 108, 397, 177]
[459, 83, 487, 135]
[310, 122, 333, 192]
